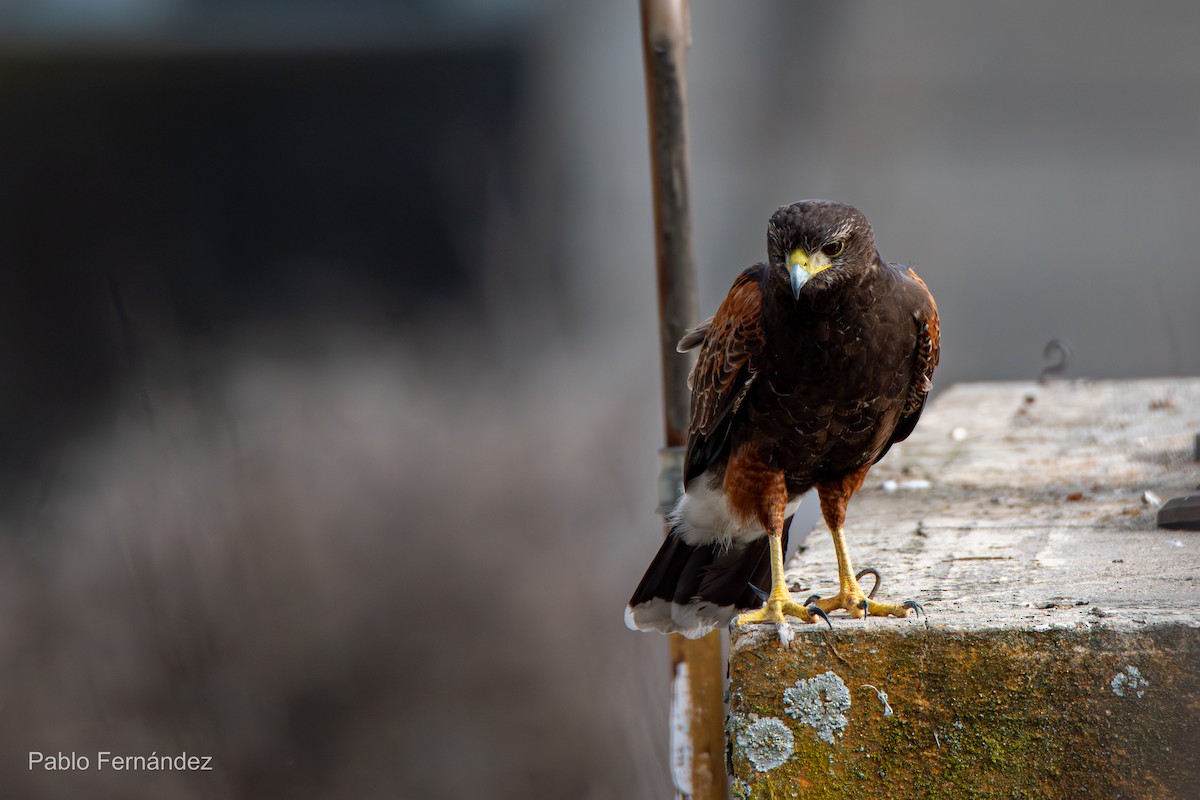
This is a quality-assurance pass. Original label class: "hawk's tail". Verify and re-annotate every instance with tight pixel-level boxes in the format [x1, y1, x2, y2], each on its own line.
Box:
[624, 524, 786, 639]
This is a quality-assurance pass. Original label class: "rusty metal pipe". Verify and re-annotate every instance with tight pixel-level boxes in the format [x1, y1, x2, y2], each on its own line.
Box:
[639, 2, 728, 798]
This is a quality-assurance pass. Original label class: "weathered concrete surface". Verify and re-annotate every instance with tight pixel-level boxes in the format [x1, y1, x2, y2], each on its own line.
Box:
[728, 379, 1200, 799]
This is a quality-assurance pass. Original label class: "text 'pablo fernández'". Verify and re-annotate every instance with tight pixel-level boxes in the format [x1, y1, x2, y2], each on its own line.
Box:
[29, 751, 214, 771]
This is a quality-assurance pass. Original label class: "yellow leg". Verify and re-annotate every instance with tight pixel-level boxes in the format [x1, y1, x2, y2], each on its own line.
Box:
[813, 526, 917, 619]
[732, 534, 820, 643]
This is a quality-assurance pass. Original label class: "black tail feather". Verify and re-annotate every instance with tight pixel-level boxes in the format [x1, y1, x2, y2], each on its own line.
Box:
[626, 518, 792, 636]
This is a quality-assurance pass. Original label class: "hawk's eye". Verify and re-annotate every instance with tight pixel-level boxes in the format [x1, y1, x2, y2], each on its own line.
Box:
[821, 241, 845, 258]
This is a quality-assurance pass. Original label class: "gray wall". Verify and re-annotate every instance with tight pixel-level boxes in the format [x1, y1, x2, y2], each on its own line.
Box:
[542, 1, 1200, 389]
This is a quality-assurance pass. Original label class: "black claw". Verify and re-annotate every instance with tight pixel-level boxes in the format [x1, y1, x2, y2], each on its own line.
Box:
[902, 599, 925, 617]
[747, 582, 770, 603]
[803, 594, 822, 606]
[855, 567, 883, 599]
[807, 604, 833, 630]
[857, 598, 870, 621]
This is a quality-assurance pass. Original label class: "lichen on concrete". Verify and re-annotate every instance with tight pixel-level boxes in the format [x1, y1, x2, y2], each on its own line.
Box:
[730, 778, 753, 799]
[735, 715, 794, 772]
[783, 670, 851, 744]
[729, 625, 1200, 799]
[1111, 665, 1149, 698]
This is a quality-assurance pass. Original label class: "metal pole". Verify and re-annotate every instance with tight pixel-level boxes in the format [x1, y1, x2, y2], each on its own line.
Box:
[639, 3, 727, 799]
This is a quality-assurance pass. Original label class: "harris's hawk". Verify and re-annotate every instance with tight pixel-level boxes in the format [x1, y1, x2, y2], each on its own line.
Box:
[626, 200, 939, 643]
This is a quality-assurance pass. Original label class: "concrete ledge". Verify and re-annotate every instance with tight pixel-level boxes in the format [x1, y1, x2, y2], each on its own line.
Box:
[727, 379, 1200, 799]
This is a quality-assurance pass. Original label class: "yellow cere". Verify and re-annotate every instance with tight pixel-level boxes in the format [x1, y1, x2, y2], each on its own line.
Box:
[789, 247, 832, 277]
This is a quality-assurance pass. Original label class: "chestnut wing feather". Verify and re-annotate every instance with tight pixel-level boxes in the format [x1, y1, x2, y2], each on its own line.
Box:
[683, 265, 768, 485]
[877, 267, 940, 456]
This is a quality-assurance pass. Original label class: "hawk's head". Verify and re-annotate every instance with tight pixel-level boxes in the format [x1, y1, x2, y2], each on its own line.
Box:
[767, 200, 877, 299]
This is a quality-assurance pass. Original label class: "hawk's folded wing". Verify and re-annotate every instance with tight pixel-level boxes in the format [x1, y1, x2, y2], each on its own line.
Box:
[877, 267, 940, 457]
[682, 264, 768, 485]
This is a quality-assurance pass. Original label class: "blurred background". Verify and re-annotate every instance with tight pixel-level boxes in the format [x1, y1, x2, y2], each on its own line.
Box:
[1, 1, 1198, 797]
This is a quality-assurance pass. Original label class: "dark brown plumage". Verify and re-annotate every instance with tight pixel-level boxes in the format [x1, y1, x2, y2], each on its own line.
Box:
[626, 200, 939, 640]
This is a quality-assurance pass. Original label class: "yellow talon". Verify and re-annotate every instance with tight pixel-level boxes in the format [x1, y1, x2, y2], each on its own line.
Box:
[811, 527, 920, 619]
[733, 593, 815, 627]
[731, 534, 830, 644]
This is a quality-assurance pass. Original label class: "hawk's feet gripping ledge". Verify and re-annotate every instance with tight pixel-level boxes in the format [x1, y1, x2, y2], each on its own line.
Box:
[732, 588, 830, 647]
[812, 523, 926, 620]
[807, 570, 923, 620]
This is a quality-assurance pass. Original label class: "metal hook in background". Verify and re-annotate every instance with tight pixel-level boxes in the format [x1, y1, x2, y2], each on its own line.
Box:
[1038, 338, 1073, 384]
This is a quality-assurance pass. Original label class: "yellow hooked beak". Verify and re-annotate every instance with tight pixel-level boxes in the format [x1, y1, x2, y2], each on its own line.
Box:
[788, 247, 833, 298]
